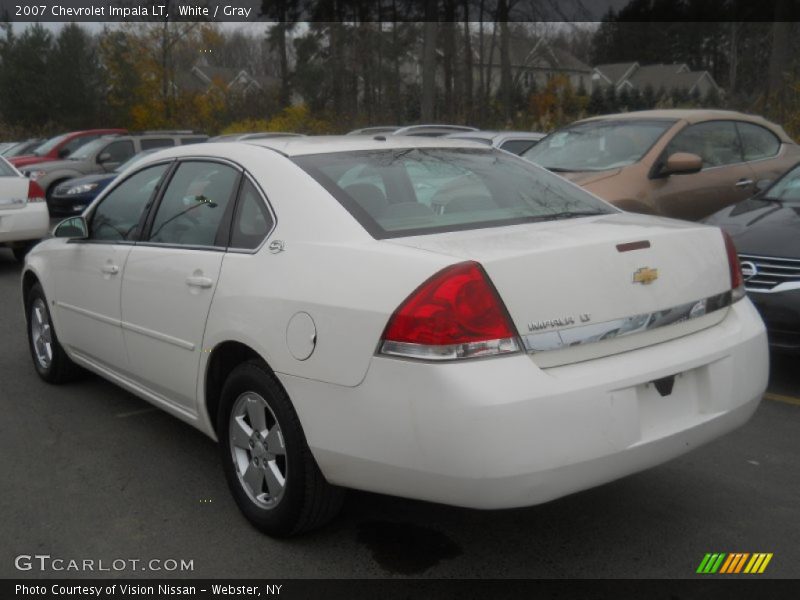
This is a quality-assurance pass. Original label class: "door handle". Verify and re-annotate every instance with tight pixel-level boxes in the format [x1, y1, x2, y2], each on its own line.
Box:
[101, 264, 119, 275]
[735, 179, 754, 188]
[186, 275, 214, 289]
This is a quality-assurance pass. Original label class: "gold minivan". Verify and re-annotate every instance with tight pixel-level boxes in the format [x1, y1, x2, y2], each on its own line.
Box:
[522, 109, 800, 221]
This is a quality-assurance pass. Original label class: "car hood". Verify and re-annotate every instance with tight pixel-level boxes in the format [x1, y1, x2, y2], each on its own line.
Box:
[58, 173, 115, 189]
[558, 168, 622, 187]
[704, 197, 800, 258]
[22, 159, 82, 173]
[9, 155, 51, 168]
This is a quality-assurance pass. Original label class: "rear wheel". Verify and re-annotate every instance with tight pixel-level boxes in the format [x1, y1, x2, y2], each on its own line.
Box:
[26, 283, 81, 383]
[218, 360, 344, 536]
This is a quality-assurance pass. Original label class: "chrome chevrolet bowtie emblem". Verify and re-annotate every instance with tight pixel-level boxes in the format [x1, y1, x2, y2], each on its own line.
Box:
[633, 267, 658, 285]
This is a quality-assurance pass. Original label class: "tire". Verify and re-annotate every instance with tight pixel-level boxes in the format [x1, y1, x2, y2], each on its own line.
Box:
[218, 360, 344, 536]
[12, 244, 33, 263]
[26, 282, 82, 383]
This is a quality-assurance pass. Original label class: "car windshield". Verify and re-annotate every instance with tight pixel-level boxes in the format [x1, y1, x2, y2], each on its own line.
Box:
[34, 134, 69, 156]
[114, 149, 158, 173]
[3, 141, 37, 157]
[69, 139, 109, 160]
[293, 148, 616, 239]
[763, 164, 800, 202]
[522, 119, 674, 172]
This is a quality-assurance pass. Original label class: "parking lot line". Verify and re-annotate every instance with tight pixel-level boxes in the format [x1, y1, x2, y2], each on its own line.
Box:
[763, 392, 800, 407]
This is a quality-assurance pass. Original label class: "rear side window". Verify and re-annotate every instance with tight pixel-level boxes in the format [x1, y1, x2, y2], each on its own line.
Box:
[0, 157, 17, 176]
[500, 139, 538, 155]
[736, 122, 781, 161]
[229, 178, 274, 250]
[293, 148, 615, 239]
[148, 161, 239, 247]
[666, 121, 743, 167]
[63, 135, 99, 155]
[89, 164, 169, 242]
[140, 138, 174, 151]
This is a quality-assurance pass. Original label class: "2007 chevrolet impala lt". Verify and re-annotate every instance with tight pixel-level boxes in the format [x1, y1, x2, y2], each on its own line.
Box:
[21, 137, 768, 536]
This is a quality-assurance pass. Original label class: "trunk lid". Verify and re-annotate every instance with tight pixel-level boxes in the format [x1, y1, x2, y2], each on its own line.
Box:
[0, 176, 30, 211]
[386, 212, 732, 367]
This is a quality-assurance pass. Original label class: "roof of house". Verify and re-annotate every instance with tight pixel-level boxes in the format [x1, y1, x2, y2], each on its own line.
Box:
[594, 62, 638, 85]
[475, 36, 591, 73]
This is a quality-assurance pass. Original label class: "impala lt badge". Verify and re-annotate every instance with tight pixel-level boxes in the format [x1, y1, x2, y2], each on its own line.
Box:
[528, 313, 591, 332]
[633, 267, 659, 285]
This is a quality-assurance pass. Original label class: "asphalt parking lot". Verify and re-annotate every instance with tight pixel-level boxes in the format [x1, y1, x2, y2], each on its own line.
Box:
[0, 247, 798, 579]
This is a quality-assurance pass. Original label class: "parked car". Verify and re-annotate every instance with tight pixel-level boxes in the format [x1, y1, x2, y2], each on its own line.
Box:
[0, 142, 16, 154]
[47, 150, 161, 217]
[9, 129, 127, 170]
[22, 133, 208, 207]
[522, 110, 800, 221]
[23, 137, 767, 536]
[705, 162, 800, 352]
[445, 130, 545, 155]
[1, 138, 45, 158]
[209, 132, 304, 142]
[0, 156, 48, 262]
[392, 124, 479, 137]
[346, 126, 402, 135]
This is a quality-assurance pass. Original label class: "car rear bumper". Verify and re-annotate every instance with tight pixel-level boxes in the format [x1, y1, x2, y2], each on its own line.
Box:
[0, 203, 49, 244]
[281, 298, 768, 509]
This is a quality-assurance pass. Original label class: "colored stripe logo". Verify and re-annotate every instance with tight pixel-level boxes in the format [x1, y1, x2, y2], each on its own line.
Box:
[697, 553, 773, 574]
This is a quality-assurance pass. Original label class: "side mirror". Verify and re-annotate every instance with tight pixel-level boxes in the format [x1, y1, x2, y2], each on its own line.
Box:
[58, 148, 71, 159]
[661, 152, 703, 176]
[53, 216, 88, 239]
[97, 152, 112, 164]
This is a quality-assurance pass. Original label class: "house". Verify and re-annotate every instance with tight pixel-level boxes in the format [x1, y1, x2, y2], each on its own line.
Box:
[178, 63, 280, 97]
[475, 36, 593, 95]
[593, 62, 721, 97]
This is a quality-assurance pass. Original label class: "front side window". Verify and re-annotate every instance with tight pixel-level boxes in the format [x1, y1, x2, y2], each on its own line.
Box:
[665, 121, 743, 168]
[736, 122, 781, 161]
[294, 148, 616, 239]
[763, 163, 800, 202]
[89, 163, 169, 242]
[148, 161, 239, 247]
[522, 119, 674, 171]
[102, 140, 135, 164]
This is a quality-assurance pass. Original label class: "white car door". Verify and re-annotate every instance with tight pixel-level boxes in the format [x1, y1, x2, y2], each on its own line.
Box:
[50, 163, 171, 371]
[120, 160, 241, 412]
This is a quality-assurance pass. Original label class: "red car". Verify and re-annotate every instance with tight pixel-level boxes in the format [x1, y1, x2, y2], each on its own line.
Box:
[10, 129, 126, 169]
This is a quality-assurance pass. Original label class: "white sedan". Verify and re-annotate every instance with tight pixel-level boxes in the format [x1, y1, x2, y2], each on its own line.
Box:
[1, 155, 49, 261]
[22, 137, 768, 536]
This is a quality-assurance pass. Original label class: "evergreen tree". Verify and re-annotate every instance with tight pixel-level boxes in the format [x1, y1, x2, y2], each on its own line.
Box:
[703, 86, 722, 108]
[618, 86, 631, 111]
[587, 85, 605, 115]
[0, 24, 54, 130]
[642, 84, 656, 108]
[629, 87, 644, 110]
[604, 84, 618, 113]
[50, 24, 101, 129]
[689, 86, 701, 106]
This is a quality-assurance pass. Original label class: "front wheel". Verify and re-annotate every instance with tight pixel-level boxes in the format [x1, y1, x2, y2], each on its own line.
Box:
[218, 361, 344, 536]
[26, 283, 82, 383]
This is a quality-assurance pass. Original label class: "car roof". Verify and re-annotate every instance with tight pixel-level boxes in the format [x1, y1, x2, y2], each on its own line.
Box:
[142, 135, 490, 160]
[578, 109, 794, 142]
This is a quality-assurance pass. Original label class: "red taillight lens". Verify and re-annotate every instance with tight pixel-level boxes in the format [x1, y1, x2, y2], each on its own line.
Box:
[27, 181, 45, 202]
[380, 261, 520, 360]
[722, 230, 744, 301]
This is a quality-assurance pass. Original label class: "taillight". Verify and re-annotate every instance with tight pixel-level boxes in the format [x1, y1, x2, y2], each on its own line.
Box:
[722, 230, 745, 302]
[380, 261, 521, 360]
[27, 181, 45, 203]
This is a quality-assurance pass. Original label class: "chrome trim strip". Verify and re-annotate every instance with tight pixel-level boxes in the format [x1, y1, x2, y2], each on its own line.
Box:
[56, 301, 121, 327]
[522, 291, 732, 353]
[120, 321, 196, 351]
[739, 253, 800, 264]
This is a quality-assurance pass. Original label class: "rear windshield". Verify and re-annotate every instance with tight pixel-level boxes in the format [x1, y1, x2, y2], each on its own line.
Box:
[34, 134, 69, 156]
[0, 157, 17, 176]
[292, 148, 616, 239]
[523, 119, 674, 172]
